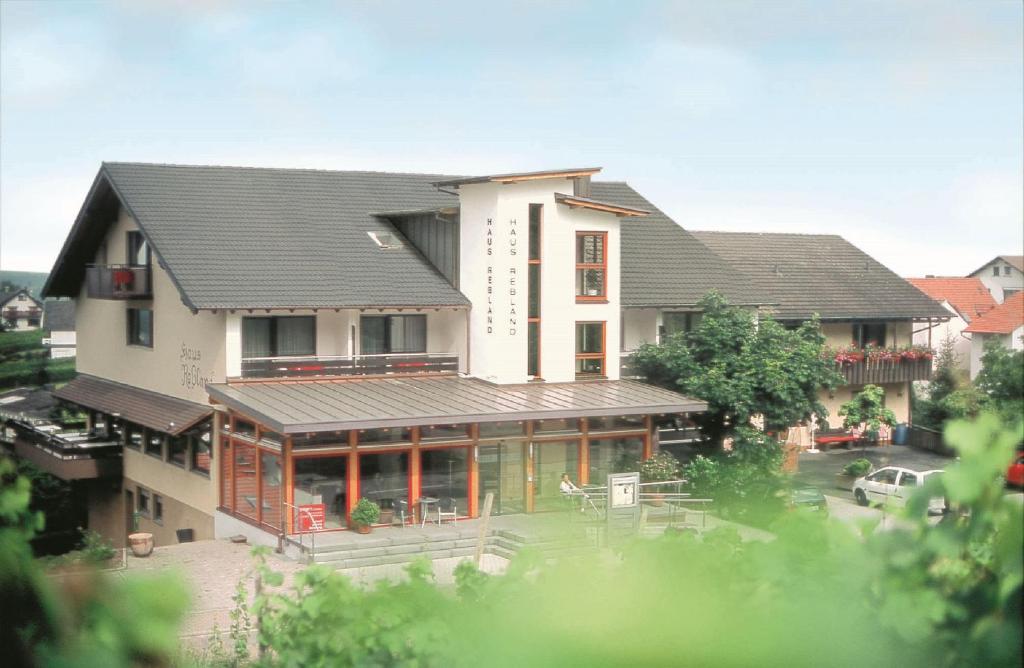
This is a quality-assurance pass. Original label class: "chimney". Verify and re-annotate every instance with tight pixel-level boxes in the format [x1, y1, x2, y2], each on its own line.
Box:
[573, 175, 591, 198]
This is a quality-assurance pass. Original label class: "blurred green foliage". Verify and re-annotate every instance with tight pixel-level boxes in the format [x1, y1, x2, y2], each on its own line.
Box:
[240, 416, 1021, 667]
[0, 457, 189, 667]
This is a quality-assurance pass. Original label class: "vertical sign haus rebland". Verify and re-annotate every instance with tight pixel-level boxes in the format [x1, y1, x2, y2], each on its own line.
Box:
[484, 217, 520, 337]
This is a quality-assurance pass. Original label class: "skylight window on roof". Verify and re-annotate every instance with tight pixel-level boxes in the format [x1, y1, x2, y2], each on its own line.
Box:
[367, 231, 402, 249]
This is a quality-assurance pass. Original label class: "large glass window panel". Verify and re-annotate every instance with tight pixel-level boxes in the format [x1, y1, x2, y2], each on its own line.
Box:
[420, 448, 469, 517]
[127, 308, 153, 347]
[242, 318, 272, 358]
[127, 231, 150, 267]
[533, 440, 580, 511]
[234, 442, 259, 520]
[391, 315, 426, 353]
[360, 316, 388, 355]
[293, 456, 348, 529]
[358, 452, 409, 515]
[276, 317, 316, 356]
[477, 441, 526, 515]
[260, 452, 283, 529]
[588, 437, 644, 485]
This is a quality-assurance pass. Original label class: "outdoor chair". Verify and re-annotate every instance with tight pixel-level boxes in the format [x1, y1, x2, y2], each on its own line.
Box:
[436, 497, 458, 525]
[393, 499, 413, 528]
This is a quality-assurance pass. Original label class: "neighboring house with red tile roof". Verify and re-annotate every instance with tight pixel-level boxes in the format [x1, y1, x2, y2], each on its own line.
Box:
[963, 291, 1024, 378]
[907, 276, 997, 371]
[967, 255, 1024, 304]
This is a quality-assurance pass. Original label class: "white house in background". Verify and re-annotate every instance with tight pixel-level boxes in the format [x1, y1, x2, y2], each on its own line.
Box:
[907, 277, 996, 371]
[967, 255, 1023, 304]
[963, 291, 1024, 379]
[42, 300, 76, 358]
[1, 288, 43, 330]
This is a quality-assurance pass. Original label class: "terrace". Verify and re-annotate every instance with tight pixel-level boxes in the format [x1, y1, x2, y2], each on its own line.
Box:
[6, 417, 122, 480]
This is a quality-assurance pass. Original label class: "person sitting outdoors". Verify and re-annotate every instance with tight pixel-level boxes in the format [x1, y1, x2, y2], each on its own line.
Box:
[559, 473, 587, 512]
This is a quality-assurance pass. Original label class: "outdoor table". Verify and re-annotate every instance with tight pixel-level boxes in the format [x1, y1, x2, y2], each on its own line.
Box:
[418, 497, 439, 527]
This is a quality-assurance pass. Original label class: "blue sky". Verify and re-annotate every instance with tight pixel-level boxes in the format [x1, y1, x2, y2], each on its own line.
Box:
[2, 0, 1021, 277]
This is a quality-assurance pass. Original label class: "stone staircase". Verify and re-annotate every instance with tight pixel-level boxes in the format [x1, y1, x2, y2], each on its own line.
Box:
[297, 522, 603, 570]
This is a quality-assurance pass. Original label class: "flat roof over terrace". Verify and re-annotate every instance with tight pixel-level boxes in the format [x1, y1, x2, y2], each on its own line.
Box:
[206, 376, 705, 433]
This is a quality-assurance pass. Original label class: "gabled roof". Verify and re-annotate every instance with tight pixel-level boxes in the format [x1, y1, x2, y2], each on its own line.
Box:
[45, 163, 472, 310]
[591, 183, 771, 308]
[42, 300, 76, 332]
[45, 162, 771, 312]
[692, 231, 951, 321]
[0, 288, 43, 308]
[963, 291, 1024, 334]
[905, 277, 996, 322]
[968, 255, 1024, 277]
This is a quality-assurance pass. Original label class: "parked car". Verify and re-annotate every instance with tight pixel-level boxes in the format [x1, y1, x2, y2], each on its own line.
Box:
[853, 466, 944, 511]
[1007, 451, 1024, 488]
[789, 484, 828, 514]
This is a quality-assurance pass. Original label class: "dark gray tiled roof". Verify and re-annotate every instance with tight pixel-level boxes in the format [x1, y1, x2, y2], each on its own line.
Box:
[43, 300, 75, 332]
[692, 231, 950, 321]
[102, 162, 471, 310]
[50, 162, 767, 311]
[207, 375, 706, 433]
[590, 183, 771, 308]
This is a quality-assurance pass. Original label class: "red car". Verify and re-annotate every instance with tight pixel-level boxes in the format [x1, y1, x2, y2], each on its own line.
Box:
[1007, 452, 1024, 488]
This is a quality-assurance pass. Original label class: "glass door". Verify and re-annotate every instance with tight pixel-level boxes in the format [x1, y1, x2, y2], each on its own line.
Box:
[477, 441, 526, 515]
[532, 440, 580, 512]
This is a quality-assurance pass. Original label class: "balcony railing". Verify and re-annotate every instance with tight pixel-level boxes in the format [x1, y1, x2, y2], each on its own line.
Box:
[834, 357, 933, 385]
[6, 418, 122, 480]
[240, 352, 460, 379]
[85, 264, 152, 299]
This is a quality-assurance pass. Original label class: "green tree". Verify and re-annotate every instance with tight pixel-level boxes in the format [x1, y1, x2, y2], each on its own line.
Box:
[839, 384, 897, 442]
[975, 338, 1024, 423]
[632, 292, 843, 445]
[918, 333, 983, 428]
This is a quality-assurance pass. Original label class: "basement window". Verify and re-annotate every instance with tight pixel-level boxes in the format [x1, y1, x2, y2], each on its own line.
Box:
[367, 231, 402, 249]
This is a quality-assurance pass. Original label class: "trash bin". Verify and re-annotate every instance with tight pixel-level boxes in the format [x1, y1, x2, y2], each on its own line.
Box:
[893, 423, 909, 446]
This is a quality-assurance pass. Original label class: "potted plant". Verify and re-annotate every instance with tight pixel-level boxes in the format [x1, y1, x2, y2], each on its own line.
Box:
[836, 458, 872, 490]
[639, 451, 681, 506]
[350, 497, 380, 534]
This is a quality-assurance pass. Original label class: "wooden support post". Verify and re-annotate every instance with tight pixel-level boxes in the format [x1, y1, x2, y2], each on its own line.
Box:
[474, 492, 494, 567]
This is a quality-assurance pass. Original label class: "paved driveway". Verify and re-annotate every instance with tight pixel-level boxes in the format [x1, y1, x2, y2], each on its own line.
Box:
[794, 444, 953, 502]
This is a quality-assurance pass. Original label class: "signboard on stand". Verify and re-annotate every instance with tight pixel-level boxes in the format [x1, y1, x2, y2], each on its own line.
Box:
[606, 472, 641, 543]
[298, 503, 326, 531]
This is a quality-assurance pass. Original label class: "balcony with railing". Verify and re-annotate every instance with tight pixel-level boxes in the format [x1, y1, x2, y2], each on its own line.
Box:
[829, 346, 934, 385]
[85, 264, 152, 299]
[239, 352, 460, 380]
[5, 418, 122, 480]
